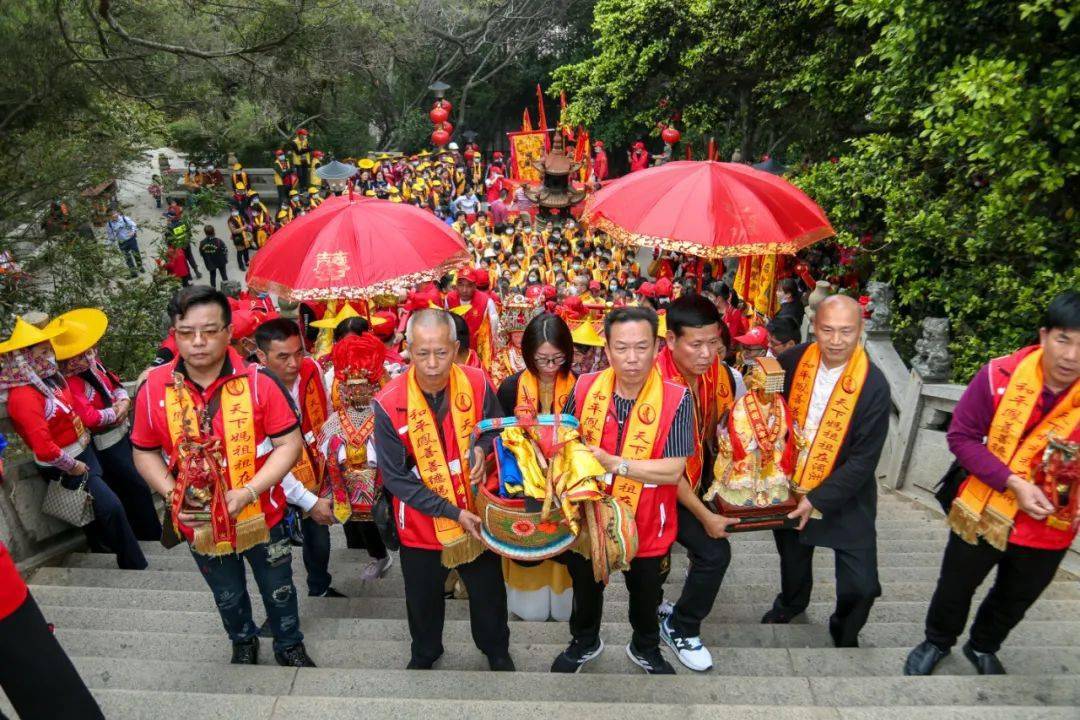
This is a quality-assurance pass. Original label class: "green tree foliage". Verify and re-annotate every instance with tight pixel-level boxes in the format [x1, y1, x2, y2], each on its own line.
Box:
[556, 0, 1077, 380]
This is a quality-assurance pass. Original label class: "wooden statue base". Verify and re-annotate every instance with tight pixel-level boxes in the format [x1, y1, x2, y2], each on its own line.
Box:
[712, 495, 799, 532]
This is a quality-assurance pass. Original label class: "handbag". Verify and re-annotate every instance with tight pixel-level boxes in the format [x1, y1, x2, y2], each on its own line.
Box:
[372, 493, 400, 552]
[41, 474, 95, 527]
[933, 460, 968, 515]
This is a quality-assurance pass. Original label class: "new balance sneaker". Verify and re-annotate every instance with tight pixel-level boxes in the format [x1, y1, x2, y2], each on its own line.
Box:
[660, 616, 713, 672]
[625, 642, 676, 675]
[550, 638, 604, 673]
[360, 555, 394, 581]
[656, 600, 675, 620]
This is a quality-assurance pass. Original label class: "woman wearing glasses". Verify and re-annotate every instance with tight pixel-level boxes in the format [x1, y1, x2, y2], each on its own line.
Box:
[495, 311, 577, 622]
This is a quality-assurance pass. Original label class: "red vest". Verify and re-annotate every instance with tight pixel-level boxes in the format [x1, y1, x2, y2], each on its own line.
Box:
[375, 365, 489, 550]
[572, 371, 686, 557]
[985, 346, 1079, 550]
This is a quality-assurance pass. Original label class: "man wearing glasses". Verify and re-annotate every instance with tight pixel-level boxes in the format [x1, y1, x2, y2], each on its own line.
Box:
[131, 285, 315, 667]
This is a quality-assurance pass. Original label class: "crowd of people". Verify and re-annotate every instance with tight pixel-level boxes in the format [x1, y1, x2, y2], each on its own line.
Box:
[1, 130, 1078, 719]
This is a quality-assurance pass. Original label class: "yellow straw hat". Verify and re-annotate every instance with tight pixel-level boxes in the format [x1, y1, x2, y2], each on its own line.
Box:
[571, 320, 605, 348]
[0, 316, 65, 355]
[45, 308, 109, 360]
[310, 303, 360, 329]
[358, 158, 375, 170]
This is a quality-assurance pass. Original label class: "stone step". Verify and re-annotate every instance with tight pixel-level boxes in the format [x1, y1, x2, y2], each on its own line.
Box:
[31, 689, 1080, 720]
[29, 566, 1080, 601]
[120, 546, 960, 568]
[52, 628, 1080, 675]
[29, 585, 1080, 623]
[42, 605, 1080, 648]
[67, 657, 1080, 706]
[61, 551, 962, 582]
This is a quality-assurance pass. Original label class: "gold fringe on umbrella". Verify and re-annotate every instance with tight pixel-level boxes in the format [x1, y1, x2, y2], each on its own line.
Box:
[583, 215, 835, 259]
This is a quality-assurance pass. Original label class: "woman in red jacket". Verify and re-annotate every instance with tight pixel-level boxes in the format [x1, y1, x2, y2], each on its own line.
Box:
[54, 309, 162, 541]
[0, 318, 146, 569]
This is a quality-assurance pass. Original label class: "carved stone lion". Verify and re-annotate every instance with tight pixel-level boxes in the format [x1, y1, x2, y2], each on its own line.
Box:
[865, 281, 894, 333]
[911, 317, 952, 382]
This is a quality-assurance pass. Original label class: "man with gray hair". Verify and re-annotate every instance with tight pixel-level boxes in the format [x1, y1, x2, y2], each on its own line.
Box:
[373, 309, 513, 671]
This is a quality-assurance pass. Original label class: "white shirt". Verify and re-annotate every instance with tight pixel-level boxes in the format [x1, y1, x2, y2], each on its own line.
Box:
[280, 374, 319, 512]
[804, 361, 846, 441]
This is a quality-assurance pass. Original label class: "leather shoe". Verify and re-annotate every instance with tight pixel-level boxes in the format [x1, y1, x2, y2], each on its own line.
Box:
[903, 640, 949, 676]
[962, 641, 1006, 675]
[487, 654, 516, 672]
[275, 642, 317, 667]
[406, 653, 442, 670]
[760, 608, 793, 624]
[231, 636, 259, 665]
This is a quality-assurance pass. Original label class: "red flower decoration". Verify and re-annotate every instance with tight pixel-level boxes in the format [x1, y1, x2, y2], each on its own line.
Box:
[510, 519, 536, 537]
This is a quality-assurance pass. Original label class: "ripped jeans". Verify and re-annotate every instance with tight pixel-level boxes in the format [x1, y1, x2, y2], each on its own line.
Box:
[190, 521, 303, 653]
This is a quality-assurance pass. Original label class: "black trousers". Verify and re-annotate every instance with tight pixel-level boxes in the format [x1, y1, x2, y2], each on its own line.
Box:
[343, 520, 388, 559]
[398, 546, 509, 664]
[771, 528, 881, 647]
[554, 550, 667, 652]
[668, 503, 732, 637]
[0, 592, 104, 719]
[924, 532, 1067, 653]
[94, 437, 162, 541]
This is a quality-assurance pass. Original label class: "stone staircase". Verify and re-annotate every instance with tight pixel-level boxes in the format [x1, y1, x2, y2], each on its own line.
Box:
[7, 488, 1080, 719]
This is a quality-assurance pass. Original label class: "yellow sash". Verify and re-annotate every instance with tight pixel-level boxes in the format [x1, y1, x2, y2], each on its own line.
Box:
[516, 370, 575, 415]
[293, 374, 327, 492]
[406, 365, 477, 548]
[950, 348, 1080, 549]
[788, 344, 869, 492]
[579, 367, 664, 511]
[164, 374, 266, 554]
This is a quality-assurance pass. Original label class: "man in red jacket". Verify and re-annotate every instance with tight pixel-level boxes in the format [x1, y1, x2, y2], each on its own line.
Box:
[905, 291, 1080, 676]
[551, 305, 693, 675]
[372, 309, 512, 671]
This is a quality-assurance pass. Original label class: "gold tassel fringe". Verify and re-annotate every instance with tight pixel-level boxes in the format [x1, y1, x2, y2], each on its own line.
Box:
[947, 502, 982, 546]
[440, 535, 485, 568]
[980, 506, 1013, 552]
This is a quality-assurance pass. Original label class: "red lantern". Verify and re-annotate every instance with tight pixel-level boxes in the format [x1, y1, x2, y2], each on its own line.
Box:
[661, 126, 681, 145]
[431, 128, 450, 147]
[440, 121, 454, 137]
[429, 105, 449, 124]
[438, 99, 452, 114]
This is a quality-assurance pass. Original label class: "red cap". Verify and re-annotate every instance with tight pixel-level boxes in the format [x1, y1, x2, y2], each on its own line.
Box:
[313, 150, 324, 158]
[492, 151, 504, 160]
[332, 333, 385, 383]
[297, 128, 309, 136]
[594, 140, 604, 148]
[734, 325, 770, 348]
[231, 310, 258, 340]
[275, 149, 285, 156]
[637, 282, 656, 298]
[654, 277, 673, 298]
[588, 280, 602, 292]
[633, 141, 645, 150]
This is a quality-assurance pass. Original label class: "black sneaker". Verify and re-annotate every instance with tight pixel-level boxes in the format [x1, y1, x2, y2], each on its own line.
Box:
[962, 641, 1006, 675]
[487, 654, 516, 672]
[310, 587, 347, 598]
[231, 636, 259, 665]
[275, 642, 316, 667]
[904, 640, 949, 676]
[625, 642, 676, 675]
[760, 608, 794, 624]
[550, 638, 604, 673]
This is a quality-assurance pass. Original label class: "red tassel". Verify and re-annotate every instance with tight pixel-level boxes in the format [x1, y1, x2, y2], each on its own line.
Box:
[780, 397, 797, 475]
[727, 411, 747, 463]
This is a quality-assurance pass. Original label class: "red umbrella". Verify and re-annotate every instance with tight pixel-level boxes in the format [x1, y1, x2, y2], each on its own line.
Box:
[582, 160, 833, 258]
[246, 194, 469, 300]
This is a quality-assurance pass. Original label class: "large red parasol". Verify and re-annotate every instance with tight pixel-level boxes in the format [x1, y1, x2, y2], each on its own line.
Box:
[246, 194, 469, 300]
[581, 160, 834, 258]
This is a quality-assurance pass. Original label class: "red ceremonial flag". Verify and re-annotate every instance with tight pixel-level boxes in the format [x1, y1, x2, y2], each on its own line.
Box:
[573, 126, 588, 163]
[707, 137, 718, 162]
[522, 108, 533, 132]
[685, 144, 693, 160]
[536, 84, 548, 132]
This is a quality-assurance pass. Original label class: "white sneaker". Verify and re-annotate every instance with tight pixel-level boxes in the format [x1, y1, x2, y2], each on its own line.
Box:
[360, 554, 393, 581]
[657, 600, 675, 620]
[660, 615, 713, 672]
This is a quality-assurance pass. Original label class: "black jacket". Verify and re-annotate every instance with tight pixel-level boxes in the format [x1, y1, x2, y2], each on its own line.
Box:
[778, 342, 890, 550]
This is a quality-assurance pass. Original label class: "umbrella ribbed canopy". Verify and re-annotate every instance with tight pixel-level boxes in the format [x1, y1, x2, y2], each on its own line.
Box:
[582, 160, 833, 258]
[246, 194, 468, 300]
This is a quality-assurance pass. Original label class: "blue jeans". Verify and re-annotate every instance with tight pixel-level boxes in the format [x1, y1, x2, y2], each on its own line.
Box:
[40, 447, 147, 570]
[190, 521, 303, 653]
[116, 236, 143, 274]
